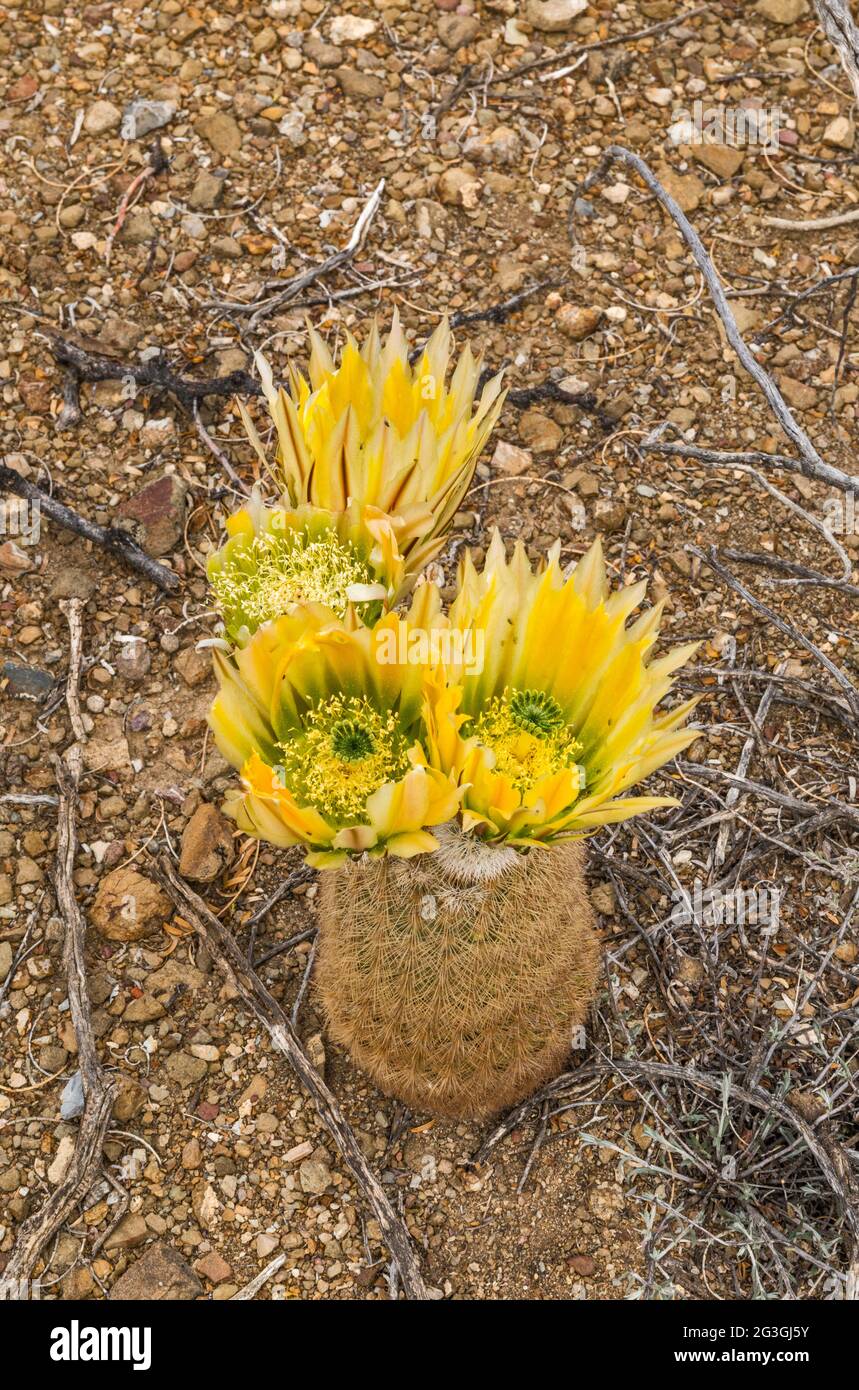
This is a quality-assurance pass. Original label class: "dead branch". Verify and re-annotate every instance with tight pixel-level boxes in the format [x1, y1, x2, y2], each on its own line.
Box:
[243, 178, 386, 331]
[410, 279, 561, 363]
[474, 1055, 859, 1290]
[471, 1065, 602, 1166]
[763, 208, 859, 231]
[0, 600, 116, 1299]
[0, 898, 43, 1014]
[751, 265, 859, 344]
[608, 1059, 859, 1252]
[487, 5, 712, 86]
[230, 1253, 287, 1301]
[253, 927, 316, 971]
[91, 1167, 131, 1257]
[191, 401, 250, 496]
[653, 438, 853, 579]
[831, 270, 858, 408]
[0, 464, 180, 593]
[201, 274, 418, 318]
[687, 544, 859, 719]
[431, 62, 476, 123]
[812, 0, 859, 102]
[61, 598, 87, 743]
[155, 858, 431, 1301]
[40, 329, 260, 415]
[574, 146, 859, 493]
[245, 866, 317, 929]
[675, 760, 859, 830]
[638, 434, 856, 495]
[516, 1100, 550, 1194]
[505, 379, 599, 412]
[719, 549, 859, 597]
[713, 672, 781, 869]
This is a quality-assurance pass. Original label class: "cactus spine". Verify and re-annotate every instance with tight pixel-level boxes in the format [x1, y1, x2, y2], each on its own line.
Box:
[315, 828, 599, 1119]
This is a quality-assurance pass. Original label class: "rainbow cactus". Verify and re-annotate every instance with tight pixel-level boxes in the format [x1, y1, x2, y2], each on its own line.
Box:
[205, 319, 700, 1118]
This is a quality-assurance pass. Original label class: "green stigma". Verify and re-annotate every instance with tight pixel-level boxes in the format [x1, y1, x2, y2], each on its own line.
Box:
[469, 687, 583, 793]
[330, 719, 375, 762]
[277, 694, 411, 825]
[509, 688, 565, 737]
[211, 528, 376, 636]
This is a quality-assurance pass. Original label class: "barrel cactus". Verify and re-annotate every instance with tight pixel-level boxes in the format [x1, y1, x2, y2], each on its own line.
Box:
[210, 544, 697, 1116]
[316, 832, 599, 1118]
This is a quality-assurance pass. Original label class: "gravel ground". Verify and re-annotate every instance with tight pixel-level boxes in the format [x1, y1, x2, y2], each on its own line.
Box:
[1, 0, 857, 1301]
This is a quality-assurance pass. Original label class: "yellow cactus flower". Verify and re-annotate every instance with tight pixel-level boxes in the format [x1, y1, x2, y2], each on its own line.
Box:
[238, 311, 505, 577]
[207, 491, 407, 644]
[420, 533, 700, 846]
[208, 587, 463, 868]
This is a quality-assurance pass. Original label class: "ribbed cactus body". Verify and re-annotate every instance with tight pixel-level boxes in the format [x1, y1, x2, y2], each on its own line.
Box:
[315, 833, 600, 1119]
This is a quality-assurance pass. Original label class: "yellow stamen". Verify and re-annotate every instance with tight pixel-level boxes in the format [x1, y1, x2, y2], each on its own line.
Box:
[469, 687, 583, 793]
[211, 530, 373, 630]
[277, 694, 410, 825]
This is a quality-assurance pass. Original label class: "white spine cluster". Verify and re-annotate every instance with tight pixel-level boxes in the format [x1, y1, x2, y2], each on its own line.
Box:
[432, 821, 522, 885]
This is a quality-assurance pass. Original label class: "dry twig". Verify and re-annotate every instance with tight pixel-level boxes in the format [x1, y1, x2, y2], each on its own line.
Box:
[574, 146, 858, 493]
[687, 545, 859, 719]
[39, 328, 260, 421]
[155, 859, 431, 1301]
[0, 600, 116, 1298]
[0, 464, 180, 593]
[241, 178, 386, 331]
[812, 0, 859, 102]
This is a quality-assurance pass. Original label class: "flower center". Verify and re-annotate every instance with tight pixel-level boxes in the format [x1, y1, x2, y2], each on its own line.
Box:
[276, 694, 410, 825]
[330, 719, 375, 762]
[508, 687, 565, 737]
[469, 687, 583, 793]
[212, 529, 374, 633]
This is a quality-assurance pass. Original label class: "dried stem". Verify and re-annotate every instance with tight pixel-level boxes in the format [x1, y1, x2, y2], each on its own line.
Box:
[0, 464, 179, 594]
[812, 0, 859, 103]
[574, 146, 858, 493]
[155, 858, 431, 1302]
[0, 601, 115, 1298]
